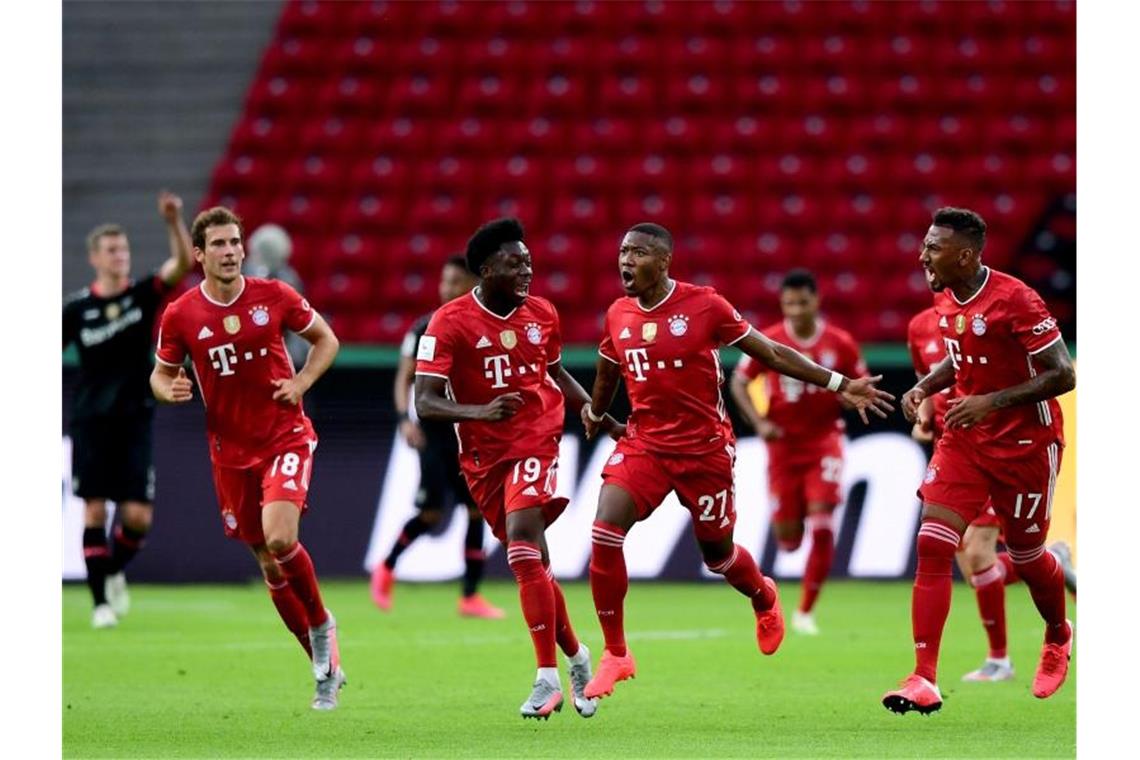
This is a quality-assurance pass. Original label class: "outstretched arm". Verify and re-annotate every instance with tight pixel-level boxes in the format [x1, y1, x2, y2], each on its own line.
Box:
[414, 374, 521, 423]
[943, 341, 1075, 429]
[156, 191, 194, 287]
[271, 314, 340, 405]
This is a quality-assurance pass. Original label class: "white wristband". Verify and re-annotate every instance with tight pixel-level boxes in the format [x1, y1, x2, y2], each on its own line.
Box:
[585, 405, 604, 422]
[826, 371, 844, 392]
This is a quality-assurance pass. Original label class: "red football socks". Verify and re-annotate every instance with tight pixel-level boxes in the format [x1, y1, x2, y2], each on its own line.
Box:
[590, 521, 629, 657]
[799, 513, 835, 614]
[912, 520, 961, 683]
[998, 551, 1021, 585]
[969, 563, 1008, 659]
[266, 578, 313, 658]
[547, 568, 581, 657]
[1008, 544, 1068, 644]
[271, 542, 329, 628]
[708, 544, 776, 611]
[507, 541, 557, 667]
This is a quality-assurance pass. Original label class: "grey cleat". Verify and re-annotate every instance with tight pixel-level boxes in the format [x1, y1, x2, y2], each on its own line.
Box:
[105, 572, 130, 617]
[311, 667, 346, 711]
[961, 658, 1015, 682]
[92, 603, 118, 629]
[1047, 542, 1077, 595]
[566, 645, 598, 718]
[309, 610, 340, 682]
[519, 679, 564, 720]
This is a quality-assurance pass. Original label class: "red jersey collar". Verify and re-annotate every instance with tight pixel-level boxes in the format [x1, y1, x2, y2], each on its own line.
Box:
[635, 279, 677, 312]
[950, 266, 991, 306]
[470, 287, 520, 320]
[199, 276, 246, 307]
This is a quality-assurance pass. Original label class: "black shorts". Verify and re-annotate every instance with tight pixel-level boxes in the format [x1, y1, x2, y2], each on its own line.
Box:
[415, 437, 474, 512]
[70, 413, 155, 503]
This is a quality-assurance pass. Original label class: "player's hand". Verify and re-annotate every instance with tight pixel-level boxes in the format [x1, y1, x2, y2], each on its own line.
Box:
[754, 418, 783, 441]
[163, 367, 193, 403]
[271, 376, 310, 405]
[158, 190, 183, 224]
[581, 405, 601, 439]
[943, 394, 995, 430]
[601, 414, 626, 442]
[839, 375, 895, 424]
[480, 392, 524, 421]
[901, 387, 927, 423]
[399, 418, 426, 450]
[910, 421, 934, 444]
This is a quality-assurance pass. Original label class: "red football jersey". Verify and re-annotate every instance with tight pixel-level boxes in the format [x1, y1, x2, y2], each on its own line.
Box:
[906, 306, 952, 439]
[734, 319, 866, 446]
[156, 277, 317, 468]
[414, 290, 565, 471]
[599, 280, 750, 455]
[932, 267, 1064, 459]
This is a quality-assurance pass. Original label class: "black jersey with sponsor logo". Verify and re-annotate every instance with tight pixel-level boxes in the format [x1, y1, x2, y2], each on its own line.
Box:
[63, 274, 171, 420]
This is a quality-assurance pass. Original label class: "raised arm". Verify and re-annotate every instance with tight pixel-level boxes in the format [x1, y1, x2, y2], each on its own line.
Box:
[271, 314, 340, 405]
[735, 328, 894, 423]
[943, 341, 1075, 430]
[156, 191, 194, 287]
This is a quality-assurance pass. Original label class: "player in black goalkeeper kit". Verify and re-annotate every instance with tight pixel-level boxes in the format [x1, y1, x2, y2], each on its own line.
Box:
[62, 192, 194, 628]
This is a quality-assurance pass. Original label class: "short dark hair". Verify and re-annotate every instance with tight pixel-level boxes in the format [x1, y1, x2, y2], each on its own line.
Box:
[781, 268, 817, 293]
[466, 217, 525, 275]
[191, 206, 244, 250]
[627, 222, 673, 251]
[443, 254, 470, 273]
[932, 206, 987, 252]
[86, 223, 126, 253]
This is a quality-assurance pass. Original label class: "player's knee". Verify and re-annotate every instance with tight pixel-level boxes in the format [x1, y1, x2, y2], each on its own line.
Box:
[84, 500, 108, 526]
[916, 520, 961, 562]
[419, 510, 442, 527]
[264, 536, 295, 556]
[699, 538, 734, 570]
[122, 508, 153, 534]
[960, 542, 995, 574]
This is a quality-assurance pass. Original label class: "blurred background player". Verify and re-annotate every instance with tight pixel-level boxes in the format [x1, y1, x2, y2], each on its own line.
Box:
[150, 206, 345, 710]
[62, 191, 193, 628]
[415, 218, 622, 720]
[371, 255, 506, 620]
[246, 223, 307, 369]
[907, 300, 1076, 684]
[581, 224, 894, 700]
[729, 269, 866, 636]
[884, 208, 1076, 715]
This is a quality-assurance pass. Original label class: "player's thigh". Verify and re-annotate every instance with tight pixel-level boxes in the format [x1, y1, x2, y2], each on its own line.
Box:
[672, 445, 737, 545]
[804, 442, 844, 510]
[211, 465, 264, 544]
[990, 442, 1062, 551]
[415, 445, 449, 513]
[70, 418, 116, 500]
[960, 522, 1001, 573]
[918, 437, 990, 527]
[600, 439, 671, 527]
[502, 451, 570, 530]
[118, 412, 156, 504]
[259, 442, 317, 547]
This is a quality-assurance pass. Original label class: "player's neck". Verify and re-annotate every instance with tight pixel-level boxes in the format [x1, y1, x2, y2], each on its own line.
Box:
[637, 277, 674, 310]
[789, 318, 819, 341]
[473, 285, 518, 316]
[92, 273, 128, 298]
[951, 265, 989, 303]
[204, 274, 245, 306]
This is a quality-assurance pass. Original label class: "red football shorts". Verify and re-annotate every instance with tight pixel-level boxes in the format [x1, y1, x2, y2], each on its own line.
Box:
[601, 437, 737, 543]
[766, 437, 844, 525]
[463, 448, 569, 543]
[211, 438, 316, 545]
[919, 436, 1062, 549]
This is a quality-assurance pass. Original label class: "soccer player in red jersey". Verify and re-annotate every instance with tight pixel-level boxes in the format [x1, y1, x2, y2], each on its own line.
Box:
[414, 218, 623, 720]
[729, 269, 867, 636]
[149, 207, 346, 710]
[580, 223, 894, 699]
[883, 207, 1076, 715]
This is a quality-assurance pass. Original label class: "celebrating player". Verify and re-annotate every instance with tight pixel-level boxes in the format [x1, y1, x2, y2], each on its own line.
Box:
[729, 269, 866, 636]
[414, 218, 622, 720]
[883, 207, 1076, 715]
[63, 191, 193, 628]
[150, 207, 346, 710]
[372, 255, 506, 619]
[908, 302, 1076, 684]
[581, 223, 894, 700]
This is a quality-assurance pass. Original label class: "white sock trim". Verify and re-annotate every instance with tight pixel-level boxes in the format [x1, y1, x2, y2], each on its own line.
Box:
[537, 667, 561, 688]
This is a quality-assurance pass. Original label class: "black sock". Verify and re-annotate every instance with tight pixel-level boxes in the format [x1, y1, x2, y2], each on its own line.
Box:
[83, 527, 110, 606]
[109, 523, 147, 574]
[462, 514, 486, 598]
[384, 514, 433, 570]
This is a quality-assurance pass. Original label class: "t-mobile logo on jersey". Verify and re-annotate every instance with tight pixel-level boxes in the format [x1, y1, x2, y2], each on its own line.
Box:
[624, 348, 685, 382]
[483, 354, 512, 389]
[208, 343, 239, 376]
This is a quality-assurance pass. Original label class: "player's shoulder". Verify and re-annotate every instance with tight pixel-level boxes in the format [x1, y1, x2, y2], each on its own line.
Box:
[426, 292, 474, 331]
[63, 286, 93, 311]
[760, 320, 786, 340]
[245, 276, 295, 300]
[823, 321, 859, 347]
[986, 268, 1038, 300]
[164, 283, 203, 313]
[907, 306, 937, 331]
[524, 294, 559, 319]
[674, 280, 719, 304]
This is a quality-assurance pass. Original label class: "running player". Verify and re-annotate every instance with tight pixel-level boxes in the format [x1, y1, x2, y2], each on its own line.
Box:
[581, 223, 894, 700]
[729, 269, 866, 636]
[150, 207, 346, 710]
[372, 255, 505, 619]
[414, 218, 623, 720]
[63, 191, 193, 628]
[884, 207, 1076, 715]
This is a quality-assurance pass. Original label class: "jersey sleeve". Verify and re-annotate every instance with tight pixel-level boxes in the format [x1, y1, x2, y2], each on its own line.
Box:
[400, 315, 429, 359]
[279, 281, 318, 334]
[598, 308, 619, 364]
[154, 302, 186, 367]
[414, 310, 455, 379]
[1010, 285, 1063, 354]
[546, 301, 563, 365]
[734, 353, 763, 380]
[906, 315, 926, 375]
[709, 293, 752, 345]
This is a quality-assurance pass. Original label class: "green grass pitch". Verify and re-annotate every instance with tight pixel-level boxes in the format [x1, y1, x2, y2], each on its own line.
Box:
[63, 579, 1075, 758]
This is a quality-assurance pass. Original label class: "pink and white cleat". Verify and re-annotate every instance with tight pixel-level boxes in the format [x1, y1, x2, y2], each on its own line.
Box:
[1033, 619, 1073, 699]
[883, 674, 943, 715]
[458, 593, 506, 619]
[370, 563, 394, 611]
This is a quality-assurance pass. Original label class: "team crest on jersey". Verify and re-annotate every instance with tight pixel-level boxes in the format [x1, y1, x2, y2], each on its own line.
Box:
[500, 329, 517, 349]
[642, 322, 658, 342]
[971, 314, 987, 336]
[105, 302, 121, 320]
[250, 305, 270, 327]
[223, 315, 242, 334]
[954, 315, 967, 335]
[924, 464, 938, 484]
[668, 314, 689, 337]
[607, 452, 625, 466]
[525, 322, 542, 345]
